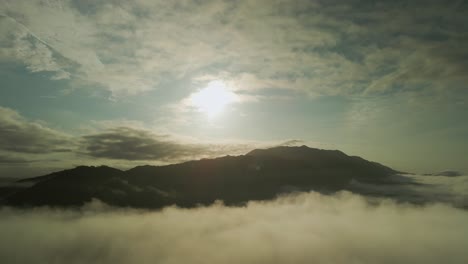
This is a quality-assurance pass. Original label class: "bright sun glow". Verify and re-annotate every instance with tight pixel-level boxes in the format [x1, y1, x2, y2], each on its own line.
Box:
[190, 80, 237, 117]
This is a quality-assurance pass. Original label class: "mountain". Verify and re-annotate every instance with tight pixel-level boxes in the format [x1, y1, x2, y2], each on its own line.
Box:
[2, 166, 125, 207]
[2, 146, 397, 208]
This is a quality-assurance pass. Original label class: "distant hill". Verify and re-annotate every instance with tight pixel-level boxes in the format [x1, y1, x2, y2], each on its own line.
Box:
[2, 146, 397, 208]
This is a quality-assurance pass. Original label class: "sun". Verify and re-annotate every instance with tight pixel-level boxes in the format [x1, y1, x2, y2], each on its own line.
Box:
[190, 80, 237, 117]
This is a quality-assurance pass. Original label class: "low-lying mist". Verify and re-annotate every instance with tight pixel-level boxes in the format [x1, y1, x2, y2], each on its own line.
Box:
[349, 174, 468, 208]
[1, 191, 467, 264]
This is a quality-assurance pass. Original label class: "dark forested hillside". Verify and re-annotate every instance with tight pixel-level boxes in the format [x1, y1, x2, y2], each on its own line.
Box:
[3, 146, 397, 208]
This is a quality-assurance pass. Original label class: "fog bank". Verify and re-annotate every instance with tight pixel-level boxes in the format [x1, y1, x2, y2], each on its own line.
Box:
[1, 191, 467, 264]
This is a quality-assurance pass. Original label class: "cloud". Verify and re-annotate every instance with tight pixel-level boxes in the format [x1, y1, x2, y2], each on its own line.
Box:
[81, 126, 312, 163]
[349, 174, 468, 209]
[1, 191, 467, 264]
[0, 107, 306, 173]
[1, 0, 466, 99]
[81, 127, 206, 161]
[405, 174, 468, 208]
[0, 106, 73, 154]
[277, 139, 306, 147]
[80, 126, 254, 162]
[0, 154, 31, 164]
[0, 6, 75, 80]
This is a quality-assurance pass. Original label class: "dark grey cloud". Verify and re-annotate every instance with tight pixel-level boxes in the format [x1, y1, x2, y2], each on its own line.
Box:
[81, 126, 301, 162]
[0, 191, 467, 264]
[82, 127, 210, 161]
[0, 107, 73, 154]
[0, 154, 31, 164]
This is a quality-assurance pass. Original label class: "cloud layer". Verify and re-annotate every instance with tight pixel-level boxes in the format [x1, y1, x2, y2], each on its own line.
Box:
[82, 127, 208, 161]
[349, 174, 468, 209]
[1, 0, 467, 98]
[0, 106, 72, 154]
[1, 191, 467, 264]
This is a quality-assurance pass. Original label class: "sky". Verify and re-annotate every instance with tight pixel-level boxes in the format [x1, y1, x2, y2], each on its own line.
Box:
[0, 0, 467, 177]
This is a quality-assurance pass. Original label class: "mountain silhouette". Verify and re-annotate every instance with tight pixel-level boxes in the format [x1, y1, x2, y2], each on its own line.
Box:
[2, 146, 398, 208]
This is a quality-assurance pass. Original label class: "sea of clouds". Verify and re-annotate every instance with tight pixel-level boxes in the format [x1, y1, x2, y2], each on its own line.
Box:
[1, 184, 468, 264]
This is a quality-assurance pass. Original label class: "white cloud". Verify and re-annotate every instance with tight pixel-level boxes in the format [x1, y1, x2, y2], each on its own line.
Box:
[2, 0, 464, 99]
[1, 191, 467, 264]
[0, 13, 71, 79]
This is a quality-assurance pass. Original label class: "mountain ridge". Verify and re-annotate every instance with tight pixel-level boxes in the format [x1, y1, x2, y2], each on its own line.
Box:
[2, 146, 398, 208]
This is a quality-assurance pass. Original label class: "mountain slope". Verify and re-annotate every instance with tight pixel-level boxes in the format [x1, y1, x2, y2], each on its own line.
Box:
[3, 146, 397, 208]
